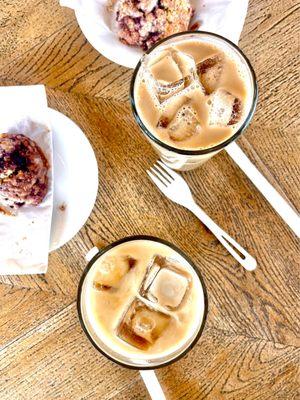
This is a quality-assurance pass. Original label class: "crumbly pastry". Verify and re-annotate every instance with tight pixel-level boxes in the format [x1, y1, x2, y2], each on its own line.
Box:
[0, 133, 49, 209]
[115, 0, 193, 50]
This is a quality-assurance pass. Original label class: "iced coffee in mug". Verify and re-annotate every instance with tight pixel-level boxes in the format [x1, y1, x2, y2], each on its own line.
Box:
[78, 236, 207, 369]
[130, 31, 258, 171]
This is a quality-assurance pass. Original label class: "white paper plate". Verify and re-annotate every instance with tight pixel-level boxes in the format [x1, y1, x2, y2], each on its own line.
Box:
[48, 108, 98, 251]
[75, 9, 142, 69]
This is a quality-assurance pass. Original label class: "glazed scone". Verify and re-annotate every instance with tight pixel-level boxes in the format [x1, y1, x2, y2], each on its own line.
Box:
[0, 133, 49, 209]
[115, 0, 193, 50]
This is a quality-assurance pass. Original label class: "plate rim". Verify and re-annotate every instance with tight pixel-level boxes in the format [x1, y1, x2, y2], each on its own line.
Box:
[75, 10, 140, 69]
[48, 107, 98, 252]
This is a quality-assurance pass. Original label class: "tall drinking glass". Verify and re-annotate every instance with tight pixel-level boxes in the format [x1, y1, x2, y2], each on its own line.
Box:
[130, 31, 258, 171]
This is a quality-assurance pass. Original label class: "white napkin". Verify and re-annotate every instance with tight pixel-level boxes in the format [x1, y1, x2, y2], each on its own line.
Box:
[194, 0, 249, 44]
[0, 85, 53, 275]
[60, 0, 249, 68]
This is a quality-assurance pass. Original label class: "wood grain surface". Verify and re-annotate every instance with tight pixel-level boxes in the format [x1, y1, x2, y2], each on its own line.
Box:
[0, 1, 299, 399]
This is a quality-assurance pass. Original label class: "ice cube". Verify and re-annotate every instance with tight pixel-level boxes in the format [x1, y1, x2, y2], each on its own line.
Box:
[155, 76, 190, 103]
[150, 53, 183, 84]
[93, 255, 136, 289]
[169, 103, 201, 141]
[140, 255, 190, 310]
[228, 98, 243, 125]
[157, 102, 201, 142]
[117, 299, 171, 350]
[196, 55, 223, 94]
[148, 49, 199, 103]
[147, 268, 189, 309]
[173, 49, 197, 78]
[207, 89, 242, 127]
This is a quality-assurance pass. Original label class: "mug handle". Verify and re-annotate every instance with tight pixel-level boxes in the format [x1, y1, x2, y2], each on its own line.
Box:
[85, 247, 99, 262]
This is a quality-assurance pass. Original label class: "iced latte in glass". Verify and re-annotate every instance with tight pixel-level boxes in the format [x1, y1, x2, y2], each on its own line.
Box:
[131, 31, 258, 170]
[78, 236, 207, 369]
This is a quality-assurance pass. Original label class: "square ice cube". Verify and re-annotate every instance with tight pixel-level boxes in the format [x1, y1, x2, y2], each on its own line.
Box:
[93, 255, 136, 290]
[140, 256, 190, 310]
[147, 268, 189, 309]
[150, 53, 183, 84]
[196, 54, 223, 94]
[208, 89, 242, 127]
[117, 299, 171, 350]
[167, 102, 201, 142]
[147, 49, 199, 104]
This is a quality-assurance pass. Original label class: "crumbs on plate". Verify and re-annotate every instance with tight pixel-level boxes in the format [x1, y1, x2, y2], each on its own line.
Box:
[59, 202, 67, 212]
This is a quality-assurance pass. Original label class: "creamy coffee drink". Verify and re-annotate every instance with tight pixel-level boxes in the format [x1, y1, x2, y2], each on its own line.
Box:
[79, 239, 206, 366]
[134, 37, 253, 150]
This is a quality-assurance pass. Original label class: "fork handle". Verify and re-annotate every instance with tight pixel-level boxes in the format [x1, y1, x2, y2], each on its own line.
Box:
[189, 203, 257, 271]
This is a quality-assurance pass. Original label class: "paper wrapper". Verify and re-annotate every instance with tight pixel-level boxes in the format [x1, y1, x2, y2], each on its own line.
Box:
[0, 85, 53, 275]
[60, 0, 249, 68]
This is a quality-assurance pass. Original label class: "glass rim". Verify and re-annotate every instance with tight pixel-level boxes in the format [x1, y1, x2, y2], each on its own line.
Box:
[130, 30, 258, 156]
[77, 235, 208, 370]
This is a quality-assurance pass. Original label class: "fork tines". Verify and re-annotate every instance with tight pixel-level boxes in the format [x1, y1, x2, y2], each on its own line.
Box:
[147, 160, 176, 188]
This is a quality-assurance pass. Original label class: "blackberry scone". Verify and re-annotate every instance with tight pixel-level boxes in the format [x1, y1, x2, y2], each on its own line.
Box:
[0, 133, 49, 210]
[115, 0, 193, 50]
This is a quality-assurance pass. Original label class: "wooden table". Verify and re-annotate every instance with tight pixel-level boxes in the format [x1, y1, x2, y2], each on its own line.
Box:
[0, 1, 299, 399]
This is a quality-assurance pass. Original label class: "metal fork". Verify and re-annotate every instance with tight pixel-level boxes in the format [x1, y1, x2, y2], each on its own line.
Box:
[147, 160, 257, 271]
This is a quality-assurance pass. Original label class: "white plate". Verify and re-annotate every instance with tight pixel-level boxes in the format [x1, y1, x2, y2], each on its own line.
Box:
[49, 108, 98, 251]
[75, 9, 142, 69]
[73, 0, 248, 69]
